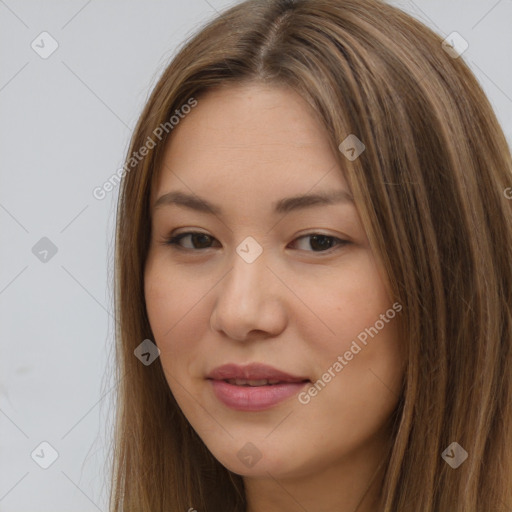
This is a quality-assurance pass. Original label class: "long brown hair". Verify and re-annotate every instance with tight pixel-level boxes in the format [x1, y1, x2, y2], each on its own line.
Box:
[110, 0, 512, 510]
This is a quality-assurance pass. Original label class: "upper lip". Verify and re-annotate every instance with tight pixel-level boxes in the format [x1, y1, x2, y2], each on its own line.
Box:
[207, 363, 310, 382]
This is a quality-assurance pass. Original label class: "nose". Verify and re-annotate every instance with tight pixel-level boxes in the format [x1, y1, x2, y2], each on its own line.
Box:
[209, 249, 288, 342]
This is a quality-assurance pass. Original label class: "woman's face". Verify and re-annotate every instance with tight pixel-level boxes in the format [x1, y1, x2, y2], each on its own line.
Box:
[144, 82, 405, 481]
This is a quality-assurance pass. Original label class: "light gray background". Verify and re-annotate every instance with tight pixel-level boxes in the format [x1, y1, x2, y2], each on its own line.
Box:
[1, 1, 511, 510]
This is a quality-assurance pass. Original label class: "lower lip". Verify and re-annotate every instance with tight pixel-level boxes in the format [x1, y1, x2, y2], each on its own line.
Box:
[209, 379, 309, 411]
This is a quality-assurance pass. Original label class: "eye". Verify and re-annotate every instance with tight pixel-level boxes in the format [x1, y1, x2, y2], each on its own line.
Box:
[288, 234, 348, 253]
[163, 232, 219, 250]
[162, 231, 348, 253]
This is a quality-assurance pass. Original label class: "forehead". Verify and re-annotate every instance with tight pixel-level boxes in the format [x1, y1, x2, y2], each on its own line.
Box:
[151, 83, 349, 206]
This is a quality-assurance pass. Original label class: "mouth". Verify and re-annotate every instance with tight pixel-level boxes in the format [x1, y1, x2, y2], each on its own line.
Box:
[219, 378, 306, 386]
[206, 363, 311, 411]
[207, 362, 310, 383]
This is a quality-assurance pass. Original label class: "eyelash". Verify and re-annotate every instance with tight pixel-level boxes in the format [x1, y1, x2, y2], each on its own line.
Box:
[162, 231, 349, 254]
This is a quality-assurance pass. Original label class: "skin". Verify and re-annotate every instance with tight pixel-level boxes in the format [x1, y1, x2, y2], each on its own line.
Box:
[144, 82, 406, 512]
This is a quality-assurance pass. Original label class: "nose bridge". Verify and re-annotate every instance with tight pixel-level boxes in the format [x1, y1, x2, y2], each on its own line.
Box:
[224, 241, 269, 303]
[210, 239, 287, 339]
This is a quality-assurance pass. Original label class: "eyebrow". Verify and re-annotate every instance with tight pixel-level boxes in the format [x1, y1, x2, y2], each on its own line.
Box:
[152, 189, 354, 216]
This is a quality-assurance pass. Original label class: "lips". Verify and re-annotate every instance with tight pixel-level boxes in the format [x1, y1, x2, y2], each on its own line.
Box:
[206, 363, 310, 411]
[206, 363, 310, 384]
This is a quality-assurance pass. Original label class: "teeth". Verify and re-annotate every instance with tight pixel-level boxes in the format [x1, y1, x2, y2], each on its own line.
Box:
[226, 378, 282, 386]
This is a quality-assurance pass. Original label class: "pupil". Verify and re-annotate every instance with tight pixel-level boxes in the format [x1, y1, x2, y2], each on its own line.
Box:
[310, 235, 332, 251]
[192, 234, 211, 248]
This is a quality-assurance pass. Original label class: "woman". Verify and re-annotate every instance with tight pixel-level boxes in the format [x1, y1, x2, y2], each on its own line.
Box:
[110, 0, 512, 510]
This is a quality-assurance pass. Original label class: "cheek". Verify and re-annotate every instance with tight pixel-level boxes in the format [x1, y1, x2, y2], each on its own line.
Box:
[292, 252, 404, 406]
[292, 250, 396, 350]
[144, 256, 208, 360]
